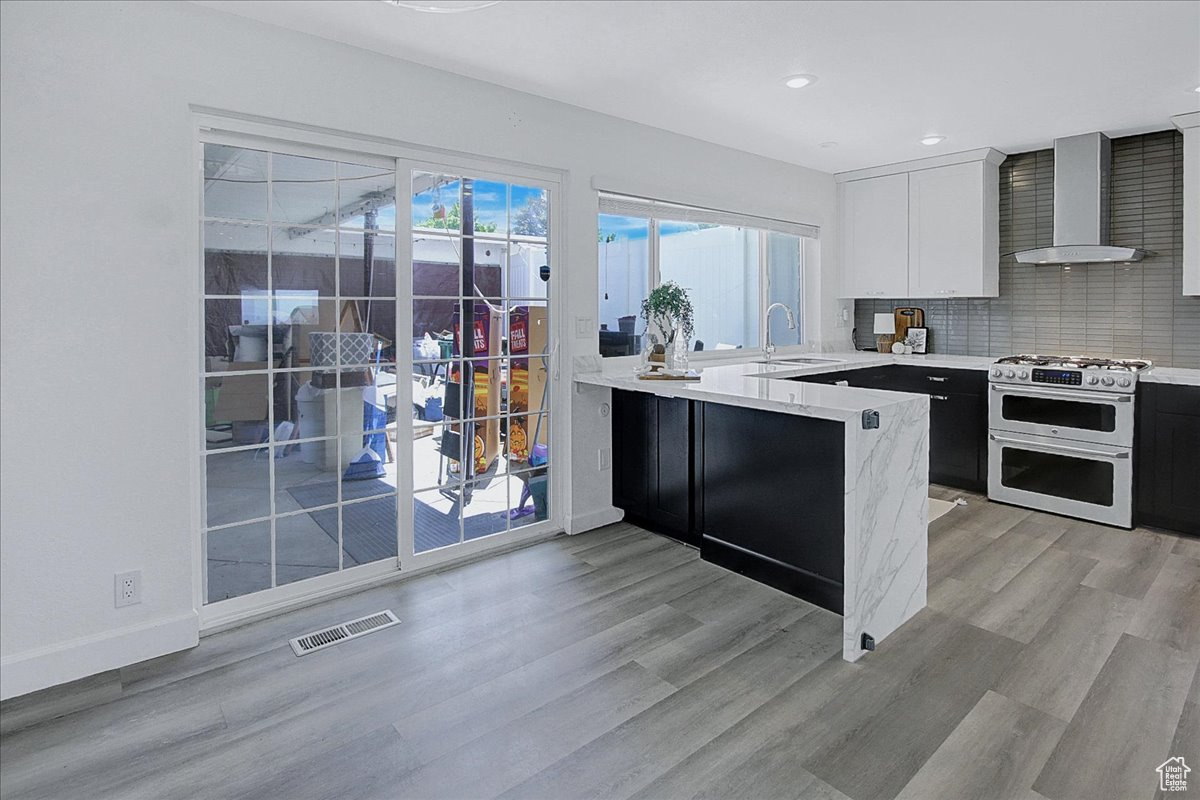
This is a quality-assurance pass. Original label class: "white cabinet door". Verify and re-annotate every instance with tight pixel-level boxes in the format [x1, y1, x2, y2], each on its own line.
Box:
[908, 162, 999, 297]
[839, 173, 909, 298]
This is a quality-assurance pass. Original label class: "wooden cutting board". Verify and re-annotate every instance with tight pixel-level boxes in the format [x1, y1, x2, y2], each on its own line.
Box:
[894, 307, 925, 344]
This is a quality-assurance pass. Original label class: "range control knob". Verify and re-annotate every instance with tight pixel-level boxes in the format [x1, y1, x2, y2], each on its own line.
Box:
[1018, 370, 1029, 379]
[1086, 375, 1100, 385]
[1005, 369, 1016, 378]
[1101, 376, 1115, 387]
[991, 368, 1003, 378]
[1118, 377, 1132, 388]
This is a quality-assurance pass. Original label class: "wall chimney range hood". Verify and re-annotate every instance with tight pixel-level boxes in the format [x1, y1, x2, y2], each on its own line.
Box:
[1014, 132, 1146, 265]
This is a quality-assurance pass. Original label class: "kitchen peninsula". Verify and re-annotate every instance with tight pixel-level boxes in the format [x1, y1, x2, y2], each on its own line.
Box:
[575, 357, 931, 662]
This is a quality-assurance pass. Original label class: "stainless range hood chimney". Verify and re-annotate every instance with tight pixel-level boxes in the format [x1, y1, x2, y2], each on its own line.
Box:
[1014, 132, 1146, 265]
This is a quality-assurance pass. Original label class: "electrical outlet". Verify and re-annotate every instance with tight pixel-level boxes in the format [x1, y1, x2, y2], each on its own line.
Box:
[599, 447, 612, 471]
[114, 571, 141, 608]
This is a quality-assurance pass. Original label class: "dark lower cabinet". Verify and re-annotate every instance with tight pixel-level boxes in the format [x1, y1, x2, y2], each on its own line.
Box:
[610, 391, 847, 614]
[695, 403, 845, 613]
[927, 390, 986, 490]
[611, 390, 697, 545]
[788, 364, 987, 491]
[1136, 383, 1200, 536]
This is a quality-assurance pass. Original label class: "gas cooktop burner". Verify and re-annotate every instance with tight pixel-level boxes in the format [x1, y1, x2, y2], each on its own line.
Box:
[995, 354, 1152, 372]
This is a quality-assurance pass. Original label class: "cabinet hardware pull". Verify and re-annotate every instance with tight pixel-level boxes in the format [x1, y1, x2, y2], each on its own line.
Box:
[927, 376, 948, 382]
[989, 434, 1130, 460]
[932, 394, 949, 401]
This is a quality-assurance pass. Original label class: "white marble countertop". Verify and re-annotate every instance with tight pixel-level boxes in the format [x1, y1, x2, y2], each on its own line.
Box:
[574, 348, 1200, 393]
[1141, 366, 1200, 387]
[573, 358, 930, 423]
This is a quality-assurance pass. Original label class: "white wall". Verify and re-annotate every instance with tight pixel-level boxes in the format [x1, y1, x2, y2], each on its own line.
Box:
[0, 0, 844, 699]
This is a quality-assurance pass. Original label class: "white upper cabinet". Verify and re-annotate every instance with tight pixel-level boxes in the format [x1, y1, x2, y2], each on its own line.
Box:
[908, 161, 999, 297]
[1175, 113, 1199, 296]
[837, 149, 1004, 299]
[839, 172, 910, 298]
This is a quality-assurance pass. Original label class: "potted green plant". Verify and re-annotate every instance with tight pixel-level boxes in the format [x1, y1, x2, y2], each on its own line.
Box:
[641, 281, 694, 370]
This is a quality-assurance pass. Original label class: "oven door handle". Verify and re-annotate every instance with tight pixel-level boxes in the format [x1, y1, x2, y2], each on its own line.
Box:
[989, 434, 1130, 459]
[990, 384, 1131, 403]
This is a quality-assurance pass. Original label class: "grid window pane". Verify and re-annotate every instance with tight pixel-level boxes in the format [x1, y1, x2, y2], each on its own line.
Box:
[508, 473, 547, 529]
[272, 226, 336, 296]
[206, 449, 270, 527]
[205, 221, 267, 295]
[339, 230, 397, 297]
[412, 235, 462, 296]
[273, 442, 339, 514]
[414, 488, 460, 553]
[463, 478, 509, 542]
[339, 162, 397, 232]
[204, 144, 267, 221]
[509, 241, 548, 299]
[413, 174, 461, 232]
[206, 522, 271, 603]
[205, 371, 268, 446]
[510, 185, 548, 239]
[271, 154, 336, 225]
[275, 511, 341, 586]
[470, 179, 509, 235]
[341, 496, 399, 566]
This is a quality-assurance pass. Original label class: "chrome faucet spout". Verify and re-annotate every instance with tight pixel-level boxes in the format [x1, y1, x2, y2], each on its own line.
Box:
[763, 302, 797, 361]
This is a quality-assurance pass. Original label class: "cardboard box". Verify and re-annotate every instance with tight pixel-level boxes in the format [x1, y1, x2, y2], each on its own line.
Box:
[508, 305, 549, 462]
[451, 303, 504, 475]
[206, 362, 269, 423]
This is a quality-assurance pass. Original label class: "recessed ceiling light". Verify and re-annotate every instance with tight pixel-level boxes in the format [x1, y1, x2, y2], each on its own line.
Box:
[819, 141, 838, 148]
[783, 74, 818, 89]
[920, 135, 946, 146]
[381, 0, 500, 12]
[1194, 85, 1200, 93]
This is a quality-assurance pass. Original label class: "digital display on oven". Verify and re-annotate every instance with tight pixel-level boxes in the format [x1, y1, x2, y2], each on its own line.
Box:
[1032, 369, 1083, 386]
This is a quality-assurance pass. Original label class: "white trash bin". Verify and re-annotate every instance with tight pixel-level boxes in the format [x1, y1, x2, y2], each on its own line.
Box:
[296, 381, 327, 464]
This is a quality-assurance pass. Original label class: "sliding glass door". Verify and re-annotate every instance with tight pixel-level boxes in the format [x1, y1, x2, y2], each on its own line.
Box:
[405, 167, 555, 563]
[200, 134, 559, 616]
[201, 142, 401, 607]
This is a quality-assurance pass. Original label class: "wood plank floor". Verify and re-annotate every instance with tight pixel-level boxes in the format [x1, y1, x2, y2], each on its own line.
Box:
[2, 490, 1198, 800]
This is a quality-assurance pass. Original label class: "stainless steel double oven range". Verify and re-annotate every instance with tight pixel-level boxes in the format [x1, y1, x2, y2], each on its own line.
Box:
[987, 355, 1151, 528]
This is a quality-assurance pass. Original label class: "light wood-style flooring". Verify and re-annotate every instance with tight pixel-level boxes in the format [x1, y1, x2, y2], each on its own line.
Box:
[1, 489, 1197, 800]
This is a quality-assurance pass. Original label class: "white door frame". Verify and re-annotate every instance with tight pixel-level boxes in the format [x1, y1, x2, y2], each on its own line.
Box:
[193, 109, 567, 631]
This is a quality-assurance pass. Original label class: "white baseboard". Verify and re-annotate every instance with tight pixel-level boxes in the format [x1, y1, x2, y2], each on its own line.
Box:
[567, 506, 624, 535]
[0, 611, 199, 701]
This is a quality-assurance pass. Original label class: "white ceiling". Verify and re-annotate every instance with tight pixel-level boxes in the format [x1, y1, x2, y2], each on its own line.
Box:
[195, 0, 1200, 173]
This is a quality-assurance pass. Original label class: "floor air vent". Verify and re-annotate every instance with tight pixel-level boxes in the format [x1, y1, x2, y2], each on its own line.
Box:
[289, 610, 399, 656]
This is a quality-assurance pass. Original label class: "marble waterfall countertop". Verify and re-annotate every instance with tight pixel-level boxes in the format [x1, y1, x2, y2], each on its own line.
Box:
[573, 355, 939, 422]
[574, 348, 1200, 392]
[574, 351, 930, 663]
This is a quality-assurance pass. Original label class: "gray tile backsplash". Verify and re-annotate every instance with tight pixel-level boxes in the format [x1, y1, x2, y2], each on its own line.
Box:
[854, 130, 1199, 368]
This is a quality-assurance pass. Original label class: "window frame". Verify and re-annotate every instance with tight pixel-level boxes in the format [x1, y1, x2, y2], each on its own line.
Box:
[597, 194, 812, 355]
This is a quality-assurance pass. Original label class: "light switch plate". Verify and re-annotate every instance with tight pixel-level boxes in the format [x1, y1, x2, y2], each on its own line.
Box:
[575, 316, 593, 338]
[599, 448, 612, 471]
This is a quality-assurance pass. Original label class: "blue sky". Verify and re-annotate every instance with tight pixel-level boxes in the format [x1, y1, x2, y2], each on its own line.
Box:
[599, 214, 710, 240]
[411, 178, 545, 231]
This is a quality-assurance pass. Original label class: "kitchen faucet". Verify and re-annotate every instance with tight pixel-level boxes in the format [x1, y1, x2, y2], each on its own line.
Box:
[763, 302, 797, 362]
